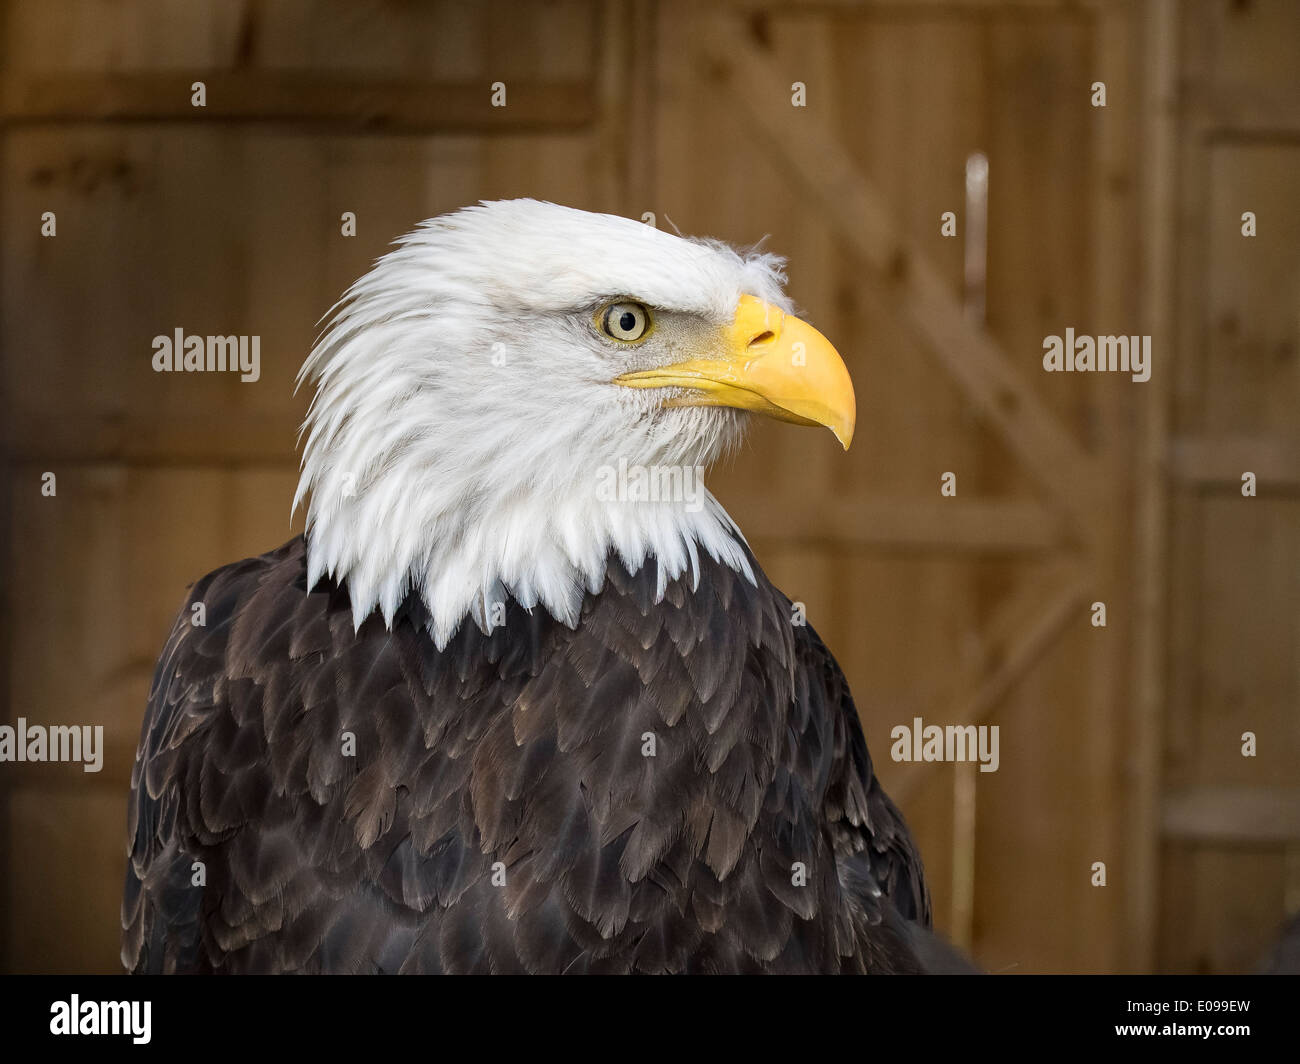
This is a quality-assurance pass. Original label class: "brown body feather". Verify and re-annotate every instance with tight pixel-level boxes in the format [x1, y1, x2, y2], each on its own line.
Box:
[122, 535, 931, 973]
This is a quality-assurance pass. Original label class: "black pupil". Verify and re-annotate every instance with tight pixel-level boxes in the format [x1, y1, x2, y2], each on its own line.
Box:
[618, 310, 637, 333]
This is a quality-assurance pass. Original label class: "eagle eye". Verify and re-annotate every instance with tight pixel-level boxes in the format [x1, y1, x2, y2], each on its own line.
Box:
[598, 301, 652, 343]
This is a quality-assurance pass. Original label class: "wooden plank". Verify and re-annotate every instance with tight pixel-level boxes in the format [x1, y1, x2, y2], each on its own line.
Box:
[593, 0, 658, 213]
[1157, 0, 1212, 973]
[1202, 144, 1300, 436]
[5, 410, 300, 466]
[1161, 0, 1214, 804]
[0, 73, 596, 132]
[694, 11, 1105, 532]
[1118, 0, 1180, 967]
[1163, 787, 1300, 843]
[1126, 0, 1178, 977]
[1184, 86, 1300, 138]
[1193, 498, 1300, 786]
[621, 0, 659, 214]
[727, 495, 1064, 552]
[1170, 435, 1300, 487]
[972, 9, 1109, 971]
[1075, 0, 1140, 975]
[815, 14, 976, 950]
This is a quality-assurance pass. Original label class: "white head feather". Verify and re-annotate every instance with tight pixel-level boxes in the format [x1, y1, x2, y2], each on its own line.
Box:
[294, 199, 793, 647]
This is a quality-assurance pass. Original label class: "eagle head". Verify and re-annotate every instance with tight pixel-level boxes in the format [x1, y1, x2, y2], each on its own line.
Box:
[294, 199, 855, 646]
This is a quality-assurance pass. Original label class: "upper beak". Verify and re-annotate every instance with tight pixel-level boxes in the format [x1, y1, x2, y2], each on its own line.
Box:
[613, 294, 856, 450]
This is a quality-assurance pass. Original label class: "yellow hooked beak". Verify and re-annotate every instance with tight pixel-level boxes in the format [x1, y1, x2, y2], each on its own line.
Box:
[613, 295, 856, 449]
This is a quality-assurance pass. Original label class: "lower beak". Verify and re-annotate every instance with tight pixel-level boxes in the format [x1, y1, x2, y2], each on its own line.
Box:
[613, 294, 856, 449]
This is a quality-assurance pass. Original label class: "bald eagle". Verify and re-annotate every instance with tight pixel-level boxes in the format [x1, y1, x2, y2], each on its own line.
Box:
[122, 200, 936, 974]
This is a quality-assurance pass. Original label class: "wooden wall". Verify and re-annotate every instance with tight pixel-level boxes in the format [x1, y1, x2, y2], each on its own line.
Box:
[0, 0, 1294, 974]
[1153, 0, 1300, 973]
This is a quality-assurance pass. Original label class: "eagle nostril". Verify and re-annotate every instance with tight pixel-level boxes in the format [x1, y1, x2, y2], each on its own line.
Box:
[749, 330, 776, 347]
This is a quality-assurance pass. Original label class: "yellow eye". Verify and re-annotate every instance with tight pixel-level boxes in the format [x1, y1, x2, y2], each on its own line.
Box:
[599, 301, 651, 343]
